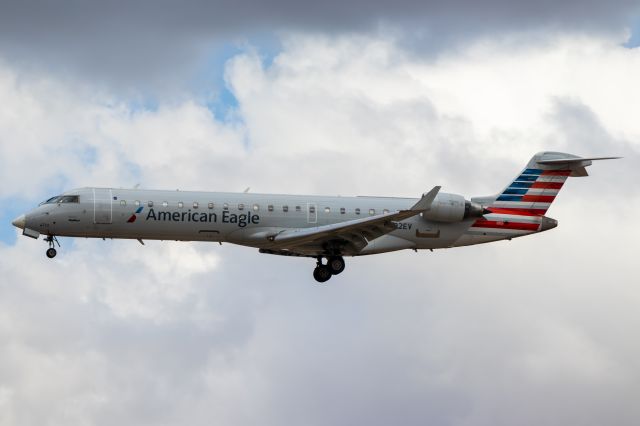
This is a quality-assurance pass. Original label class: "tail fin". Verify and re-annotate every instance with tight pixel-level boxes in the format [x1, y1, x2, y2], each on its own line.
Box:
[486, 152, 620, 216]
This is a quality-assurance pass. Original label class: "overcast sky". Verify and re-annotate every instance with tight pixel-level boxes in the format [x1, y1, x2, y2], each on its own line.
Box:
[1, 1, 640, 425]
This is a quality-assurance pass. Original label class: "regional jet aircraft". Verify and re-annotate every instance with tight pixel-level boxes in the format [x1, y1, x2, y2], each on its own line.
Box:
[12, 152, 618, 282]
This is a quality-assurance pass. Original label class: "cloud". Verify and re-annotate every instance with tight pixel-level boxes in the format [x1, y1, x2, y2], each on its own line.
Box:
[1, 31, 640, 425]
[0, 0, 638, 90]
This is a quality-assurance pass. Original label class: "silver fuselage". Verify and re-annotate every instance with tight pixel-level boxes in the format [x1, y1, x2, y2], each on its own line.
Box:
[19, 187, 552, 256]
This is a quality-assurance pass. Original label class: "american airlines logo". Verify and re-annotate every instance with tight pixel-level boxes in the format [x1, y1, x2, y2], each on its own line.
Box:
[127, 206, 144, 223]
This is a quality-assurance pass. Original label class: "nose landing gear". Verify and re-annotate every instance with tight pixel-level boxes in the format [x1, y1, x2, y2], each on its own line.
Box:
[44, 235, 60, 258]
[312, 256, 346, 283]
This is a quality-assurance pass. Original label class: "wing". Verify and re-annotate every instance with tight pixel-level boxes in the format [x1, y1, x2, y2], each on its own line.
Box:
[265, 186, 441, 253]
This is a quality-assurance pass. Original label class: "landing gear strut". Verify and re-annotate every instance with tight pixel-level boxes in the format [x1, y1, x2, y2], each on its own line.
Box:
[312, 256, 346, 283]
[44, 235, 60, 259]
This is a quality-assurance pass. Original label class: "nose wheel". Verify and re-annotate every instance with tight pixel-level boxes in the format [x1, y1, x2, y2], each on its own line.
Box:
[44, 235, 60, 259]
[312, 256, 346, 282]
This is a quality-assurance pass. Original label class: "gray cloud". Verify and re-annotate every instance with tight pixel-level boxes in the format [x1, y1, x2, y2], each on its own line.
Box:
[1, 0, 638, 90]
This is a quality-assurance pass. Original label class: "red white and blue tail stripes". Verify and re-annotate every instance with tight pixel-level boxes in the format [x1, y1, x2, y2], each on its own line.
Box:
[491, 168, 570, 215]
[468, 168, 569, 235]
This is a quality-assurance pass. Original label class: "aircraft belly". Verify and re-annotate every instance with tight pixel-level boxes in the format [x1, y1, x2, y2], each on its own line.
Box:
[359, 235, 416, 254]
[454, 234, 507, 246]
[389, 217, 471, 250]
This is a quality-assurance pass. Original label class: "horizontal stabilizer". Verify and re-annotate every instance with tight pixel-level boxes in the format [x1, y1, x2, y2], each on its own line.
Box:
[537, 156, 621, 165]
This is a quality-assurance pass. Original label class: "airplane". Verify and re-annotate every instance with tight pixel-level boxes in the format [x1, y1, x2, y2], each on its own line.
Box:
[11, 152, 619, 282]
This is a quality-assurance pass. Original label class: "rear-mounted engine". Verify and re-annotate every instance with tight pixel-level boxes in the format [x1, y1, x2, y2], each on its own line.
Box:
[422, 194, 485, 222]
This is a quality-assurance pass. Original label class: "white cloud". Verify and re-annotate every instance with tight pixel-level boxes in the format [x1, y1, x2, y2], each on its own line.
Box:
[0, 31, 639, 425]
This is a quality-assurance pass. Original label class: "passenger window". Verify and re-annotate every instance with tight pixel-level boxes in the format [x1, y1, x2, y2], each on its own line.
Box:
[268, 205, 274, 212]
[383, 209, 389, 214]
[355, 208, 360, 215]
[223, 203, 229, 210]
[178, 202, 184, 208]
[340, 207, 345, 214]
[369, 209, 375, 215]
[148, 201, 154, 207]
[283, 205, 289, 212]
[208, 202, 214, 209]
[309, 206, 316, 213]
[162, 201, 168, 207]
[120, 200, 126, 206]
[238, 203, 244, 211]
[295, 206, 301, 212]
[193, 202, 199, 209]
[253, 204, 259, 211]
[134, 200, 140, 206]
[324, 207, 330, 213]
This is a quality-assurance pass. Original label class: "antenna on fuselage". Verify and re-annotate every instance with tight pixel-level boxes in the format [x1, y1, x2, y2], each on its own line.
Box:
[244, 187, 250, 193]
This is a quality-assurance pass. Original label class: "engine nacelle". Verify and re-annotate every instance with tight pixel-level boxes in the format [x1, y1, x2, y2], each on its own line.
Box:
[422, 194, 485, 223]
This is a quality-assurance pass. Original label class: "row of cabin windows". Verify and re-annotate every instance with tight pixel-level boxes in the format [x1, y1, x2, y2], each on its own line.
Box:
[120, 199, 390, 216]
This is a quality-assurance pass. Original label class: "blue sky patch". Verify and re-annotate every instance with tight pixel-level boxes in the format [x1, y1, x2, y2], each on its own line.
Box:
[193, 35, 283, 121]
[624, 16, 640, 48]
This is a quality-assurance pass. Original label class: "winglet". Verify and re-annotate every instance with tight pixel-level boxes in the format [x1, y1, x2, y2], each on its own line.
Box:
[411, 186, 441, 211]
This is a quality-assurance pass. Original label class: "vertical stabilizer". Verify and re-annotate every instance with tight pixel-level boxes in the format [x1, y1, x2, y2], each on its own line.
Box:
[465, 152, 619, 239]
[486, 151, 619, 216]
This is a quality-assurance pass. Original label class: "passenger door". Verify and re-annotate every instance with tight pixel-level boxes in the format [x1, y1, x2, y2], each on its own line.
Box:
[93, 188, 113, 224]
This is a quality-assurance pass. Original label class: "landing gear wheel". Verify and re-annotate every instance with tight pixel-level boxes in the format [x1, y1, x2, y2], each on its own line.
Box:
[44, 235, 60, 258]
[328, 256, 345, 275]
[313, 265, 332, 283]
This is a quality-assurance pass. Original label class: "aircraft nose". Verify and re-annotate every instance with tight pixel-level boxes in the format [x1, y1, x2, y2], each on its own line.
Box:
[11, 214, 26, 230]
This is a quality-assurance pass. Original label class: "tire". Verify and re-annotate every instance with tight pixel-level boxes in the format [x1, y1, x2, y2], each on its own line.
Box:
[328, 256, 345, 275]
[313, 265, 332, 283]
[46, 248, 57, 258]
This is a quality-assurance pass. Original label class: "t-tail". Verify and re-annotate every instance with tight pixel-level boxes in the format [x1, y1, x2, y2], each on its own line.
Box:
[468, 151, 620, 238]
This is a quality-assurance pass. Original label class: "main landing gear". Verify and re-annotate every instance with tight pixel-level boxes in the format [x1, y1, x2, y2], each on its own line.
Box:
[313, 256, 346, 283]
[44, 235, 60, 258]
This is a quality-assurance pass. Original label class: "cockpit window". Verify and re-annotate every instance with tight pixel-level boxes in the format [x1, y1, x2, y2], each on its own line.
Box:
[41, 196, 61, 205]
[59, 195, 80, 203]
[40, 195, 79, 205]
